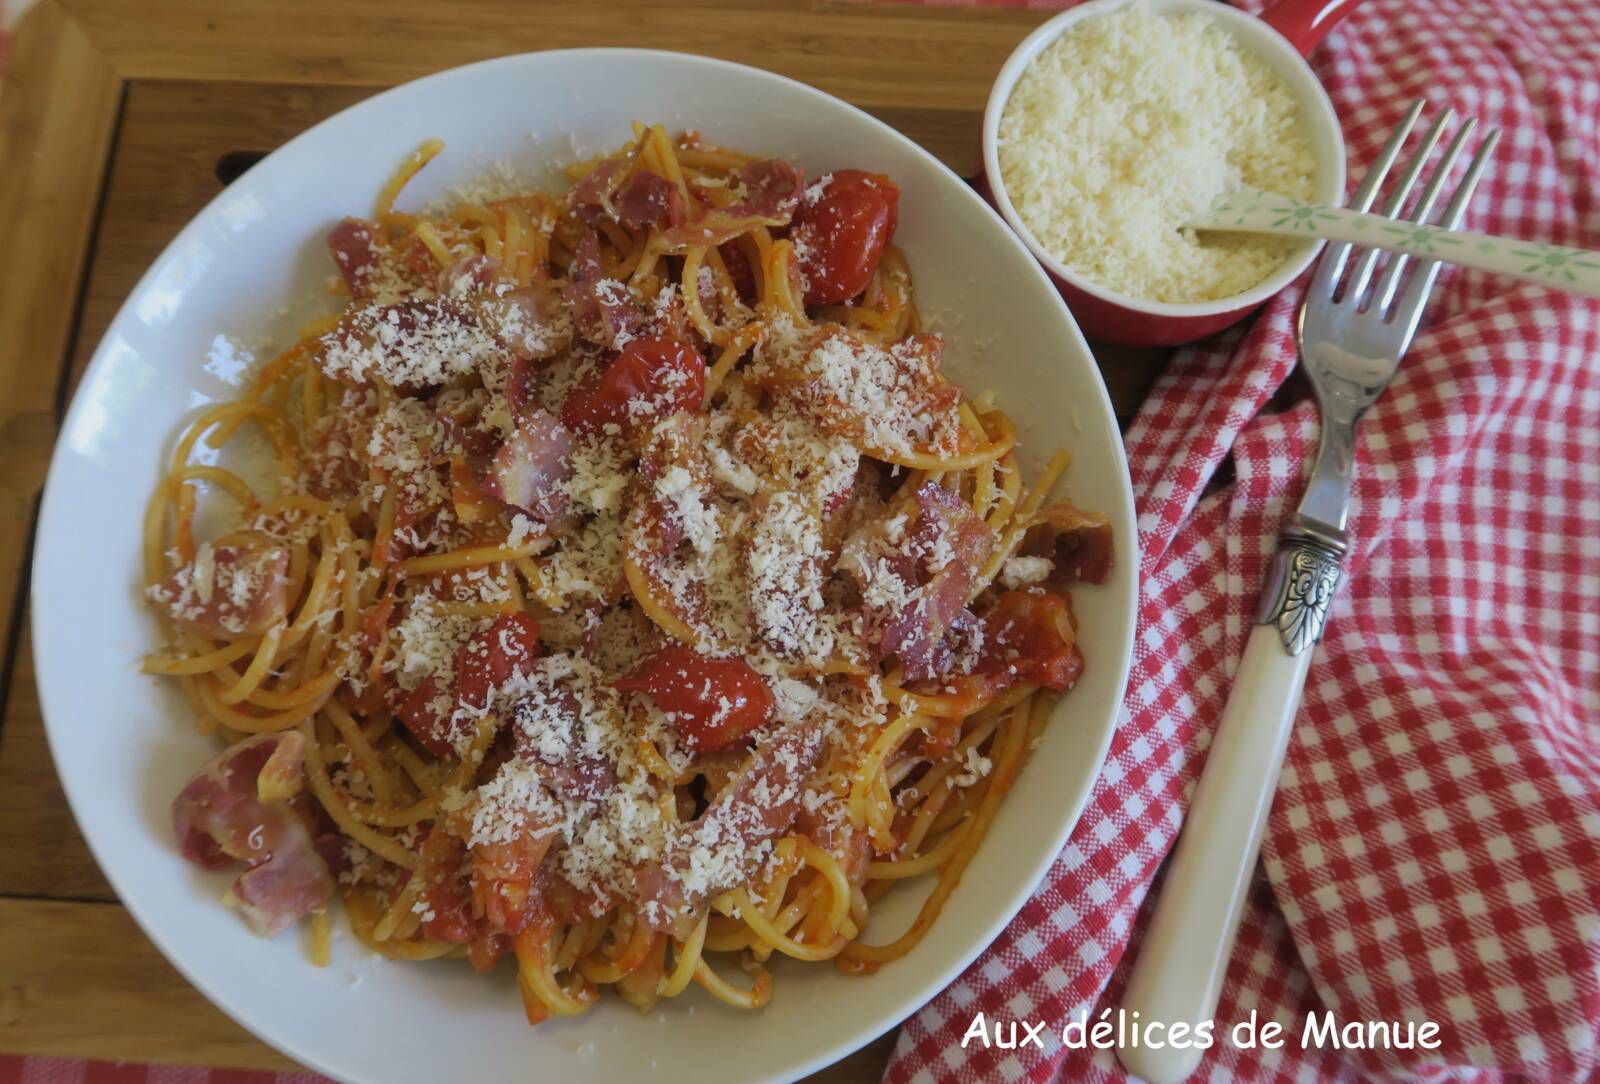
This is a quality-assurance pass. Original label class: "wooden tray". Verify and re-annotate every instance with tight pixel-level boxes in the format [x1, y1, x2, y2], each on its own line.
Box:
[0, 2, 1166, 1076]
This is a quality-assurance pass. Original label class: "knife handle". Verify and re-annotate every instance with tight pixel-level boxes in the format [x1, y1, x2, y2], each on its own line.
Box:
[1116, 622, 1316, 1083]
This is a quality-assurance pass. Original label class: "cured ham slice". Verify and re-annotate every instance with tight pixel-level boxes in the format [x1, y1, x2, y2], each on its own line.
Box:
[171, 732, 334, 937]
[847, 484, 998, 680]
[633, 718, 827, 938]
[486, 409, 575, 526]
[561, 232, 645, 350]
[611, 171, 687, 229]
[326, 217, 380, 298]
[568, 158, 629, 225]
[479, 284, 572, 363]
[439, 253, 498, 296]
[752, 321, 963, 463]
[150, 542, 290, 639]
[724, 158, 804, 221]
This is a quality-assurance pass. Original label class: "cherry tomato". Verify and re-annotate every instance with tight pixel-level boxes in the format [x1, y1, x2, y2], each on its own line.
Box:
[456, 611, 542, 712]
[397, 612, 543, 755]
[396, 675, 450, 755]
[560, 334, 706, 435]
[616, 643, 775, 753]
[792, 169, 900, 306]
[979, 588, 1083, 692]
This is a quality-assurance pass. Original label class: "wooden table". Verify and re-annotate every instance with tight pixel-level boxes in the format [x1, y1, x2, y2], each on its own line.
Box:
[0, 1, 1166, 1077]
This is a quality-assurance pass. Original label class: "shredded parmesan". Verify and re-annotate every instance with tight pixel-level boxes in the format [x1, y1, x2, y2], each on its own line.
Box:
[998, 2, 1315, 302]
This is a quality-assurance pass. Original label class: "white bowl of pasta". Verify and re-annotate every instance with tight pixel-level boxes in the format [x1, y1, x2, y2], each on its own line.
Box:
[33, 49, 1136, 1084]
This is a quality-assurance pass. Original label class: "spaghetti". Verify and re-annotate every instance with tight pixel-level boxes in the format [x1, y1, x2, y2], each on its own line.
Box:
[145, 124, 1115, 1023]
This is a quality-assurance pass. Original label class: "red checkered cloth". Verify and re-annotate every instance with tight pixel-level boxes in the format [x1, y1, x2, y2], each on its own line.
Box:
[886, 0, 1600, 1081]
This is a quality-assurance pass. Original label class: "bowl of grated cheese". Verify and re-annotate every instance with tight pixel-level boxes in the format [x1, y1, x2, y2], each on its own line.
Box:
[982, 0, 1352, 346]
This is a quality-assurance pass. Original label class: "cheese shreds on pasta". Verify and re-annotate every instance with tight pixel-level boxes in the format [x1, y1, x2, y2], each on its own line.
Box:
[142, 122, 1116, 1026]
[998, 2, 1316, 303]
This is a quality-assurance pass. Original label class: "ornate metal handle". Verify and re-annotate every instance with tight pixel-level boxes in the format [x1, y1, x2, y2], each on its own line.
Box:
[1255, 528, 1345, 656]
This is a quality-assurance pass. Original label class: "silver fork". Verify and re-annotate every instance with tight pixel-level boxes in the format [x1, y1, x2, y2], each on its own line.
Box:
[1118, 101, 1499, 1084]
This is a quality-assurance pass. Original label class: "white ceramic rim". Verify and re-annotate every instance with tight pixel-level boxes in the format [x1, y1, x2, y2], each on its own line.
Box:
[32, 47, 1140, 1084]
[981, 0, 1349, 319]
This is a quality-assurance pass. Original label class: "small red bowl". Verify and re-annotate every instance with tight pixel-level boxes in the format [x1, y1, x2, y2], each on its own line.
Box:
[981, 0, 1355, 346]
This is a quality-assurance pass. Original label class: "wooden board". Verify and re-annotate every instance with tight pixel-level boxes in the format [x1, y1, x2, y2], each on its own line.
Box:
[0, 1, 121, 712]
[0, 1, 1170, 1078]
[0, 897, 897, 1078]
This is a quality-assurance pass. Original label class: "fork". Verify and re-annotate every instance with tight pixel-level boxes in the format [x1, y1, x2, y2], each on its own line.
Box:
[1116, 101, 1498, 1084]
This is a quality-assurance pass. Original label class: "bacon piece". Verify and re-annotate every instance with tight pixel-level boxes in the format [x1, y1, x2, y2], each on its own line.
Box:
[561, 232, 645, 350]
[659, 211, 779, 251]
[171, 732, 334, 937]
[612, 171, 687, 229]
[872, 485, 999, 680]
[478, 284, 572, 363]
[485, 409, 574, 525]
[327, 217, 380, 298]
[302, 387, 377, 501]
[798, 803, 870, 883]
[656, 159, 804, 250]
[630, 412, 709, 555]
[725, 158, 804, 222]
[634, 719, 827, 938]
[838, 519, 919, 597]
[898, 607, 984, 686]
[505, 356, 541, 425]
[317, 297, 480, 393]
[432, 386, 499, 460]
[507, 686, 618, 806]
[150, 542, 290, 638]
[325, 285, 567, 395]
[568, 158, 629, 225]
[623, 416, 723, 641]
[1034, 501, 1115, 586]
[439, 253, 498, 296]
[752, 323, 963, 461]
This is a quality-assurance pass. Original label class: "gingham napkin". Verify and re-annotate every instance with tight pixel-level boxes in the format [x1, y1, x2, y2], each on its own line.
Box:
[886, 0, 1600, 1081]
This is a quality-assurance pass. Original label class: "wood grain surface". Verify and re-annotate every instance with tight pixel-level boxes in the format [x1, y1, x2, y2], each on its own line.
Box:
[57, 0, 1041, 103]
[0, 2, 121, 706]
[0, 1, 1169, 1077]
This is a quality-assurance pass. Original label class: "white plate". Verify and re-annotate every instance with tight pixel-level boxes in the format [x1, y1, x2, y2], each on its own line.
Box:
[33, 49, 1137, 1084]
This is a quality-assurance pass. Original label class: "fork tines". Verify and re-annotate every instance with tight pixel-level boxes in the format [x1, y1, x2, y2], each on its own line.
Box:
[1315, 99, 1501, 336]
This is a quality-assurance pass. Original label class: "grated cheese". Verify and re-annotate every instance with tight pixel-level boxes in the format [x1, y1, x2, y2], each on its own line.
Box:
[756, 315, 961, 458]
[1000, 555, 1054, 588]
[998, 2, 1315, 302]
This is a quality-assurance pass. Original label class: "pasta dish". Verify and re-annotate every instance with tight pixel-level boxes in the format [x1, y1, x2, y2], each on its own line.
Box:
[143, 123, 1113, 1023]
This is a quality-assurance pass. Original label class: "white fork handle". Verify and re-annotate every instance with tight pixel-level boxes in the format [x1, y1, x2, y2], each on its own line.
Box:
[1116, 623, 1314, 1084]
[1191, 185, 1600, 300]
